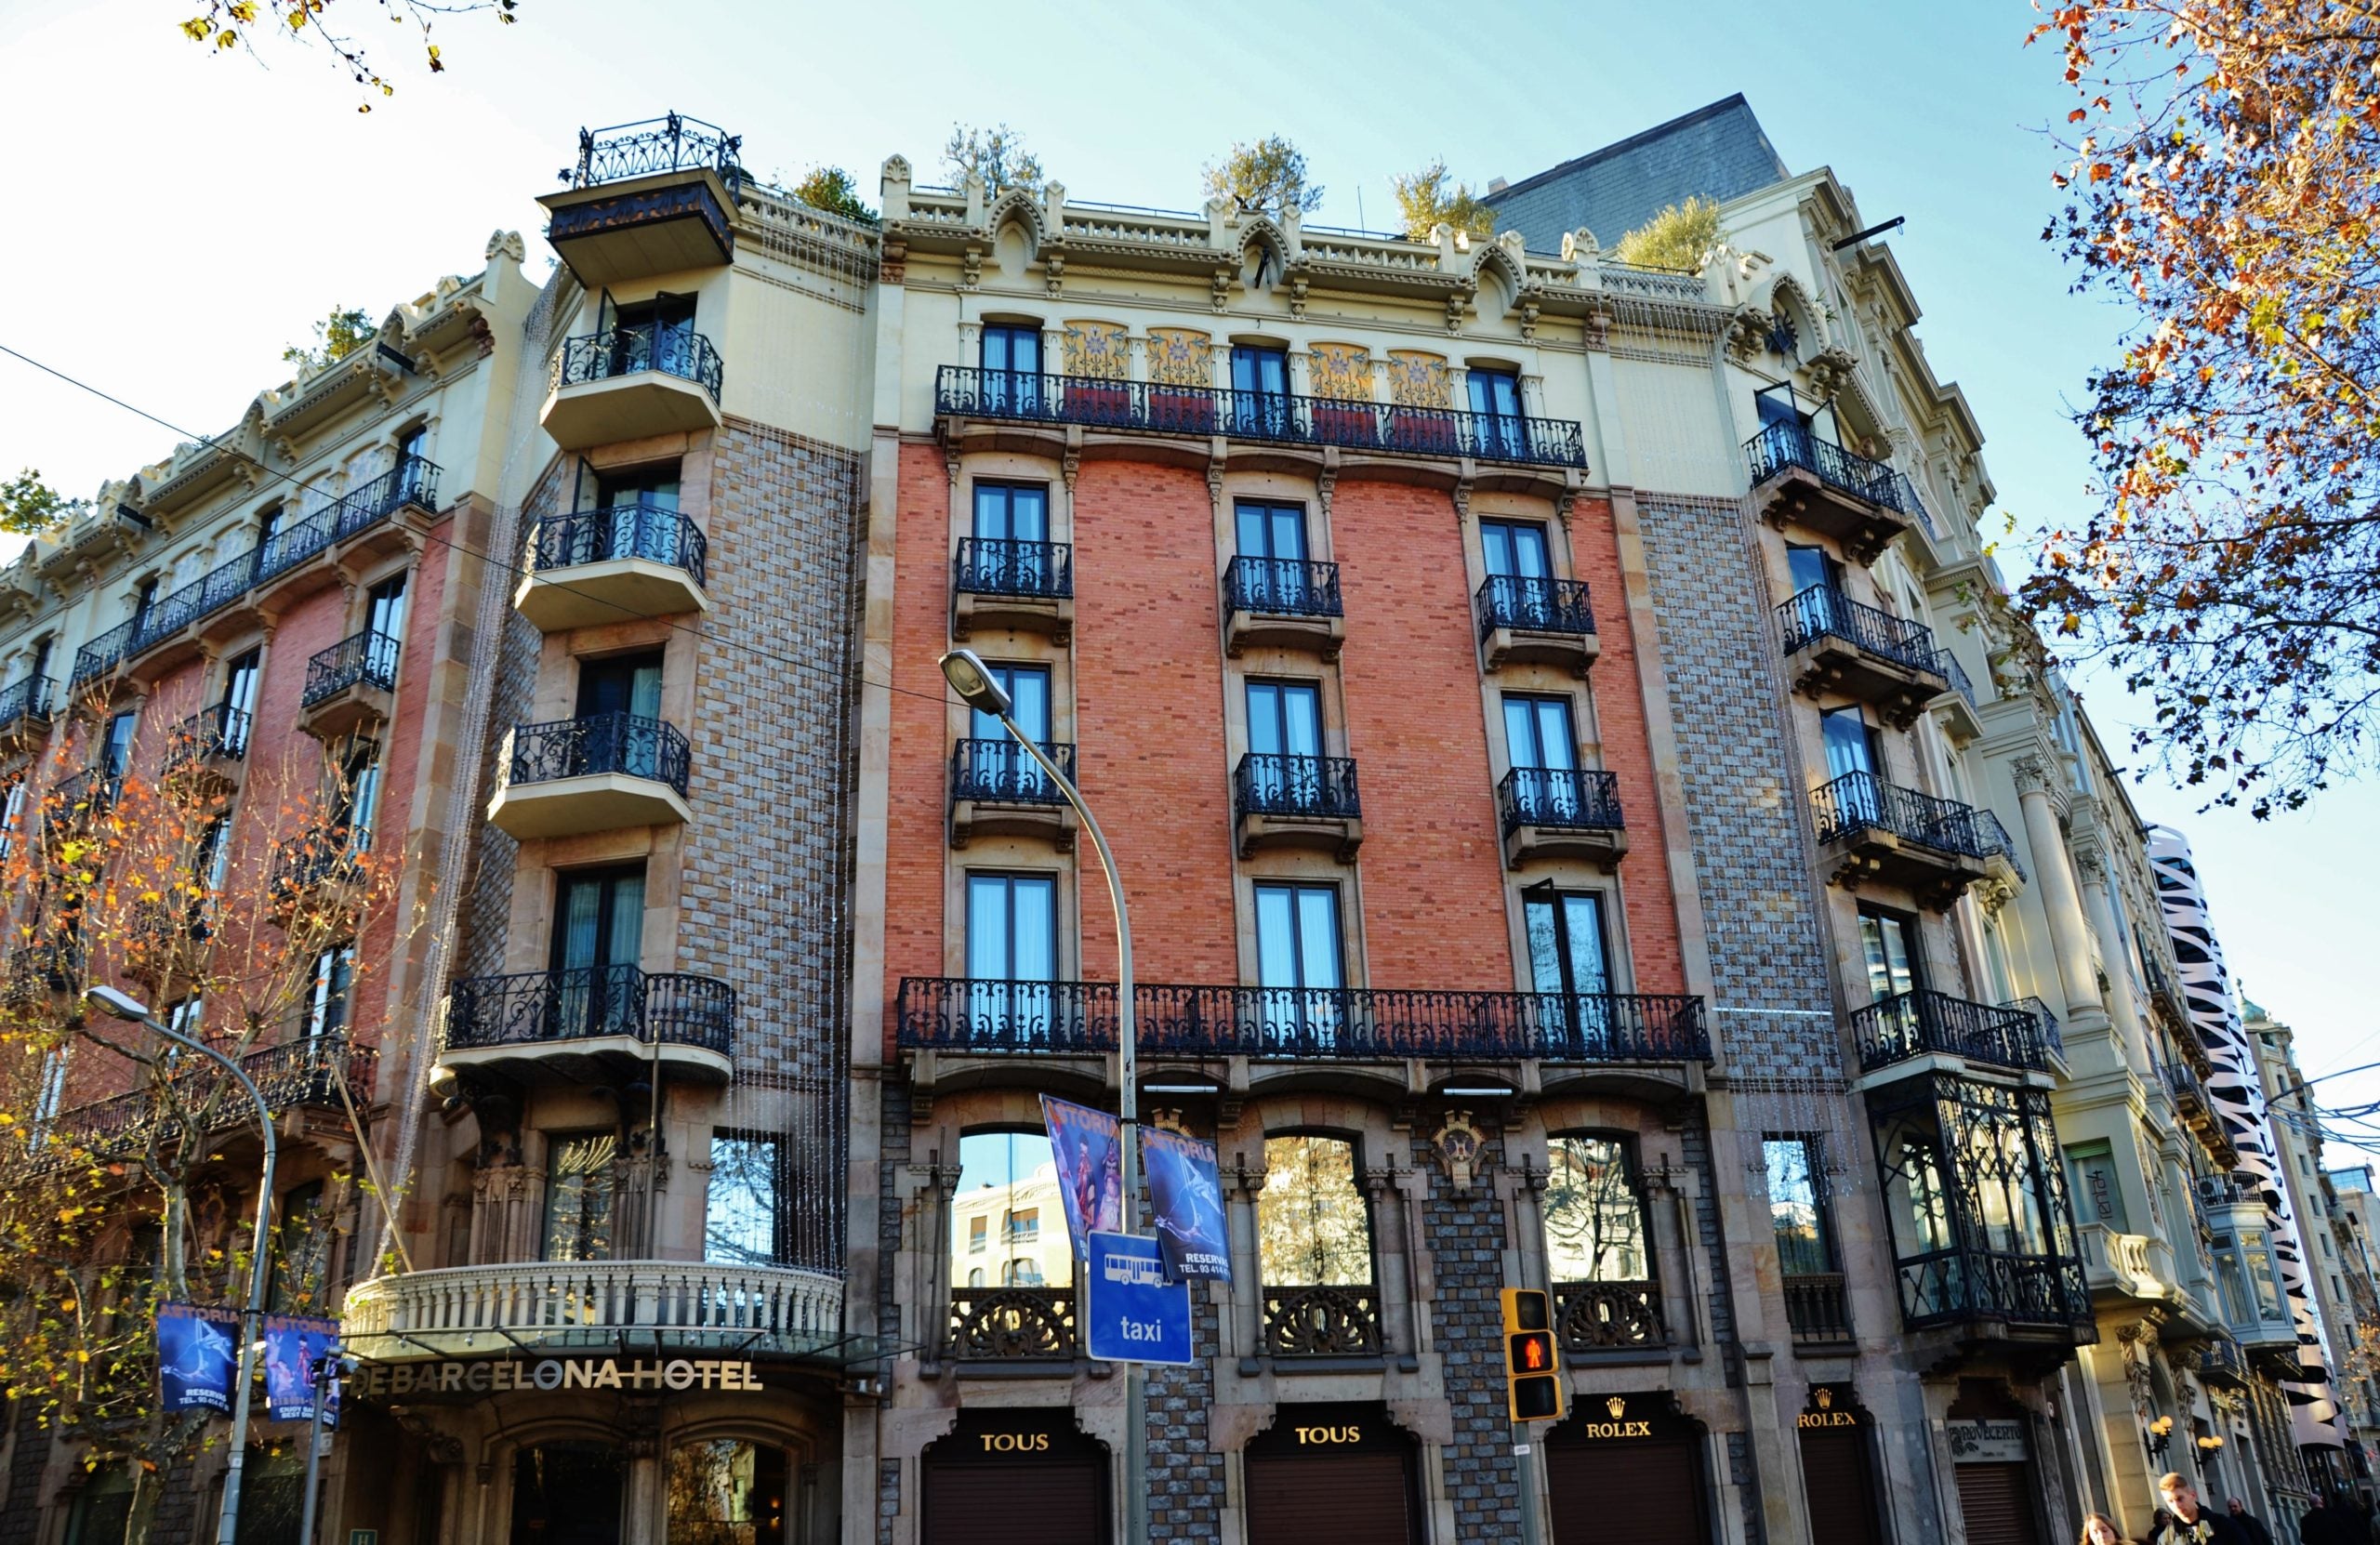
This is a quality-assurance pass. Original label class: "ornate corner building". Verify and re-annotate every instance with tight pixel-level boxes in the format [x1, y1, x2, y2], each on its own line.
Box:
[0, 102, 2362, 1545]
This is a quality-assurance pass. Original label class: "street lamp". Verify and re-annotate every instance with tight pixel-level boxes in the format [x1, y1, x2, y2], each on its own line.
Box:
[86, 984, 279, 1545]
[938, 648, 1147, 1545]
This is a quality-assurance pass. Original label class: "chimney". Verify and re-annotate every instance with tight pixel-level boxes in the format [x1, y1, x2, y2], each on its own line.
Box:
[1488, 177, 1509, 194]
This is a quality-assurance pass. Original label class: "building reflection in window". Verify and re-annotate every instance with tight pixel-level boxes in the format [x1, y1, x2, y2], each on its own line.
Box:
[543, 1132, 618, 1261]
[666, 1439, 788, 1545]
[1543, 1135, 1649, 1281]
[949, 1129, 1074, 1292]
[1258, 1134, 1371, 1286]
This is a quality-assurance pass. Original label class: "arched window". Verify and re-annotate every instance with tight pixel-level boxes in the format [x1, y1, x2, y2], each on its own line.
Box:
[1258, 1134, 1371, 1287]
[950, 1129, 1070, 1292]
[1543, 1135, 1650, 1283]
[666, 1439, 790, 1545]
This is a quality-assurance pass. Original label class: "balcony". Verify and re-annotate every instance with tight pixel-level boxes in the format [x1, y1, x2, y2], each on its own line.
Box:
[1476, 575, 1597, 676]
[0, 675, 56, 747]
[1777, 586, 1949, 728]
[1553, 1279, 1665, 1353]
[516, 502, 710, 630]
[949, 738, 1077, 850]
[439, 964, 735, 1084]
[299, 629, 400, 741]
[1223, 556, 1345, 659]
[948, 1287, 1078, 1362]
[267, 829, 367, 931]
[1811, 771, 1998, 908]
[1781, 1273, 1854, 1345]
[933, 365, 1591, 473]
[1263, 1285, 1382, 1357]
[160, 704, 250, 799]
[950, 536, 1074, 643]
[1497, 766, 1627, 868]
[542, 327, 725, 451]
[539, 114, 744, 287]
[1234, 752, 1361, 859]
[894, 977, 1712, 1066]
[487, 711, 692, 839]
[3, 937, 85, 1007]
[37, 1034, 373, 1165]
[2079, 1224, 2169, 1306]
[1854, 989, 2053, 1077]
[42, 767, 121, 837]
[340, 1259, 846, 1365]
[1744, 420, 1922, 563]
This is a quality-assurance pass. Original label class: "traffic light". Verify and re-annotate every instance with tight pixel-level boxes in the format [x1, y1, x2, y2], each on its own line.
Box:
[1501, 1288, 1565, 1422]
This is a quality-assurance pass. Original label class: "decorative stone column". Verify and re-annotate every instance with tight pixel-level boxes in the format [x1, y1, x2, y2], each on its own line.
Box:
[2074, 844, 2150, 1075]
[1223, 1156, 1269, 1370]
[2012, 754, 2108, 1029]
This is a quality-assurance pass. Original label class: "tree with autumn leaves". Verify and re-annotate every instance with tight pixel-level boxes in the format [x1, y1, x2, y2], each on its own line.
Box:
[0, 680, 404, 1528]
[2026, 3, 2380, 816]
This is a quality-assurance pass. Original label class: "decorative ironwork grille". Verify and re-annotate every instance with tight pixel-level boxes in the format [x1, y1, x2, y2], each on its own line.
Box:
[952, 537, 1072, 599]
[950, 739, 1073, 805]
[567, 113, 744, 193]
[444, 966, 735, 1055]
[302, 630, 402, 708]
[1497, 767, 1623, 836]
[1234, 752, 1361, 821]
[553, 328, 724, 399]
[1476, 574, 1595, 640]
[1743, 420, 1920, 517]
[1853, 989, 2050, 1075]
[947, 1287, 1078, 1359]
[1775, 585, 1947, 679]
[506, 712, 691, 798]
[1811, 771, 1992, 858]
[529, 502, 709, 588]
[1263, 1285, 1382, 1356]
[1553, 1279, 1665, 1350]
[1225, 556, 1344, 618]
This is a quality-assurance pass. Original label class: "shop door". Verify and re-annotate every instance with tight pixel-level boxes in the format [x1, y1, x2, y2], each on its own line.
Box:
[919, 1412, 1106, 1545]
[511, 1444, 623, 1545]
[1952, 1465, 2041, 1545]
[1243, 1452, 1414, 1545]
[1798, 1426, 1882, 1545]
[1544, 1397, 1710, 1545]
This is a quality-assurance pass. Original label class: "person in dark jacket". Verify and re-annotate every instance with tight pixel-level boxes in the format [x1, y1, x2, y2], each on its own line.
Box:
[2152, 1474, 2248, 1544]
[2222, 1498, 2273, 1545]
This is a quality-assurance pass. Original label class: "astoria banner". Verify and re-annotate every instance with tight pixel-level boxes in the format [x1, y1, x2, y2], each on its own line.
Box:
[1040, 1094, 1122, 1256]
[263, 1314, 342, 1425]
[1142, 1126, 1230, 1282]
[157, 1303, 241, 1415]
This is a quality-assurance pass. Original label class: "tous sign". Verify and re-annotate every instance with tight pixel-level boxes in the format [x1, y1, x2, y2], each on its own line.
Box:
[1294, 1425, 1362, 1446]
[978, 1433, 1052, 1453]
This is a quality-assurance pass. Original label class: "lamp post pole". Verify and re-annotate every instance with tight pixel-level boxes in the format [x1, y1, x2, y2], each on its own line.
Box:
[86, 988, 278, 1545]
[941, 650, 1145, 1545]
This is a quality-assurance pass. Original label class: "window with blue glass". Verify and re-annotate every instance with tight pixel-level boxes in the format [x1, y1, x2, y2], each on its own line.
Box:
[1231, 345, 1290, 436]
[1467, 367, 1526, 457]
[982, 324, 1042, 413]
[1255, 881, 1343, 1048]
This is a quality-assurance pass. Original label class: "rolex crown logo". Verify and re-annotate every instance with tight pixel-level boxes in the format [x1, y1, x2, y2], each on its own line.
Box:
[1605, 1396, 1626, 1420]
[1815, 1388, 1833, 1410]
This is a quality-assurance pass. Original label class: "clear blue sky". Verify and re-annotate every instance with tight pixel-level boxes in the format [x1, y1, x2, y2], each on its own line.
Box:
[5, 0, 2373, 1143]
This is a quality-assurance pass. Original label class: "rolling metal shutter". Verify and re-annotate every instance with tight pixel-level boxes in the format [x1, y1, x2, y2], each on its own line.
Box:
[1244, 1451, 1418, 1545]
[1797, 1427, 1882, 1545]
[921, 1458, 1104, 1545]
[1952, 1463, 2042, 1545]
[1546, 1433, 1706, 1545]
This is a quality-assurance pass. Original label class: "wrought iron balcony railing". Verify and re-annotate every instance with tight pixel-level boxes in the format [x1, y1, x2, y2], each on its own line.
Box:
[1234, 752, 1360, 822]
[302, 629, 401, 709]
[508, 711, 691, 797]
[164, 704, 251, 771]
[553, 327, 724, 399]
[1854, 989, 2052, 1075]
[1225, 556, 1343, 618]
[269, 828, 365, 906]
[1744, 420, 1921, 518]
[38, 1034, 374, 1162]
[5, 936, 86, 1002]
[444, 965, 734, 1055]
[953, 536, 1072, 599]
[1811, 771, 1994, 860]
[1895, 1246, 2095, 1336]
[532, 500, 711, 587]
[1975, 812, 2027, 882]
[46, 767, 121, 821]
[934, 365, 1591, 469]
[1776, 585, 1947, 680]
[566, 113, 743, 193]
[0, 675, 57, 729]
[948, 1287, 1078, 1360]
[1497, 767, 1623, 837]
[1782, 1273, 1853, 1342]
[2002, 997, 2061, 1058]
[1477, 575, 1595, 640]
[1553, 1279, 1665, 1351]
[893, 977, 1712, 1063]
[70, 619, 137, 688]
[951, 739, 1074, 805]
[1263, 1285, 1382, 1356]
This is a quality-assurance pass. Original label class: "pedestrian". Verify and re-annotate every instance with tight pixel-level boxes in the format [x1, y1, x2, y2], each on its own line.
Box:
[2082, 1511, 2137, 1545]
[2153, 1473, 2248, 1544]
[2223, 1498, 2273, 1545]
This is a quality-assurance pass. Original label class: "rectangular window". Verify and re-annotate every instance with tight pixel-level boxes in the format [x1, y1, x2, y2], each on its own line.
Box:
[1523, 885, 1611, 998]
[972, 481, 1049, 544]
[1502, 693, 1578, 772]
[1235, 500, 1308, 563]
[334, 739, 382, 853]
[705, 1133, 784, 1266]
[1819, 705, 1879, 783]
[981, 324, 1042, 413]
[2241, 1228, 2285, 1318]
[1479, 519, 1552, 581]
[1010, 1208, 1039, 1243]
[28, 634, 53, 683]
[1858, 909, 1920, 1000]
[1231, 346, 1290, 437]
[165, 995, 204, 1039]
[542, 1132, 618, 1262]
[1785, 543, 1840, 600]
[1467, 367, 1526, 457]
[1254, 881, 1342, 1047]
[969, 1217, 987, 1254]
[303, 944, 355, 1037]
[608, 292, 698, 378]
[576, 648, 665, 721]
[969, 662, 1051, 744]
[1764, 1137, 1833, 1275]
[1244, 680, 1323, 759]
[551, 865, 645, 1039]
[219, 649, 260, 754]
[594, 459, 681, 511]
[100, 710, 139, 777]
[965, 873, 1056, 981]
[2211, 1234, 2254, 1325]
[0, 779, 21, 865]
[2064, 1141, 2130, 1230]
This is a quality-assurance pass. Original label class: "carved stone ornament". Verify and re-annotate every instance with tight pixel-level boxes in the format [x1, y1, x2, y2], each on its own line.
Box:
[2010, 753, 2055, 799]
[1432, 1110, 1485, 1191]
[485, 230, 526, 264]
[960, 246, 983, 290]
[1725, 308, 1774, 362]
[1803, 346, 1858, 400]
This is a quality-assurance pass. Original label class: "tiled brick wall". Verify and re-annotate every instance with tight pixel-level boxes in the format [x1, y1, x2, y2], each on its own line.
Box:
[1418, 1137, 1523, 1542]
